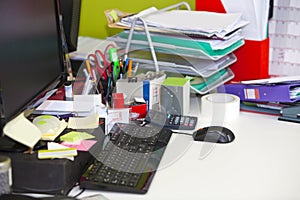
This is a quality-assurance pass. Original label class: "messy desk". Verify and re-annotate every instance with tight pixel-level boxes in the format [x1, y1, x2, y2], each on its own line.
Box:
[2, 0, 300, 200]
[2, 95, 300, 200]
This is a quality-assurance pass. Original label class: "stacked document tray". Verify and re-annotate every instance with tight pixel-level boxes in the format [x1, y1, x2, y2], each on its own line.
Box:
[105, 2, 247, 94]
[107, 47, 236, 94]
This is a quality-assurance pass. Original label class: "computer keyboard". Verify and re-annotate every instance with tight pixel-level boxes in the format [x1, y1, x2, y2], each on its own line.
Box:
[79, 122, 172, 194]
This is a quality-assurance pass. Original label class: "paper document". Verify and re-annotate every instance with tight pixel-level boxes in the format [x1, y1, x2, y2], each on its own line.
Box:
[144, 10, 248, 37]
[120, 10, 248, 39]
[69, 36, 117, 61]
[35, 100, 95, 116]
[241, 75, 300, 85]
[221, 0, 270, 40]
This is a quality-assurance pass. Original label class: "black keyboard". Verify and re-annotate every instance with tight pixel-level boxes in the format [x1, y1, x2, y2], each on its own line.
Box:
[79, 122, 172, 194]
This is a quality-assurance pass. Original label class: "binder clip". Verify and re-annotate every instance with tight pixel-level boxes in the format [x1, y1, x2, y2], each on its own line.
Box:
[278, 106, 300, 123]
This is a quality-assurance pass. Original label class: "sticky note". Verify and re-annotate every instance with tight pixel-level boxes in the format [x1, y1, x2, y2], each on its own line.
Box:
[67, 113, 99, 129]
[3, 112, 41, 148]
[38, 148, 77, 159]
[61, 140, 97, 151]
[109, 10, 119, 22]
[60, 131, 95, 143]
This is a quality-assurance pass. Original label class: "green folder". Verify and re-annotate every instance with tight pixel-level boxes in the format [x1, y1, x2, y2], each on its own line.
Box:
[116, 31, 244, 60]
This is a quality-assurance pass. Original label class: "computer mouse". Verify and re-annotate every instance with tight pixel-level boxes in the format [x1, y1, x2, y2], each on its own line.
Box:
[192, 126, 235, 143]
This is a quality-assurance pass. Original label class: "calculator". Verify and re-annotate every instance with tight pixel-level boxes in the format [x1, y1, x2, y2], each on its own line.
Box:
[144, 109, 198, 130]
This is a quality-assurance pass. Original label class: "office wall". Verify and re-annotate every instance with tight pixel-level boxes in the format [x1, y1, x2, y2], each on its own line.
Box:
[79, 0, 195, 39]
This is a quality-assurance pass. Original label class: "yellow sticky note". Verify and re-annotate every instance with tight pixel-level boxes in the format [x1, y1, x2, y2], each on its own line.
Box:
[67, 113, 99, 129]
[38, 148, 77, 159]
[60, 131, 95, 143]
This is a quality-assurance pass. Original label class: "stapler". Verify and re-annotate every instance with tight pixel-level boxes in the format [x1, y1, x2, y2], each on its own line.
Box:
[278, 106, 300, 123]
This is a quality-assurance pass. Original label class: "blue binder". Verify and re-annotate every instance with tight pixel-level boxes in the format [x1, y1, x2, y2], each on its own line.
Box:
[224, 83, 300, 103]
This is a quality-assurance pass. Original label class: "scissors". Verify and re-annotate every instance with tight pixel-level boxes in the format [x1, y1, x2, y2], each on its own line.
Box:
[87, 50, 110, 81]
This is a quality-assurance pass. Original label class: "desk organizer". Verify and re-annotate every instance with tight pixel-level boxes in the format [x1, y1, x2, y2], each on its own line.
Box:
[105, 2, 247, 94]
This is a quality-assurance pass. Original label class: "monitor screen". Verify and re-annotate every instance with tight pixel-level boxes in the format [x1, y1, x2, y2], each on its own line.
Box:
[0, 0, 65, 130]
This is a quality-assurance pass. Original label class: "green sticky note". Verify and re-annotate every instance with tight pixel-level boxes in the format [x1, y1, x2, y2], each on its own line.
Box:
[163, 77, 188, 86]
[109, 10, 119, 22]
[60, 131, 95, 143]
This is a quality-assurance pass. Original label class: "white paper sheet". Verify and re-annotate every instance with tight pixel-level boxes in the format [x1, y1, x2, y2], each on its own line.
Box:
[221, 0, 270, 40]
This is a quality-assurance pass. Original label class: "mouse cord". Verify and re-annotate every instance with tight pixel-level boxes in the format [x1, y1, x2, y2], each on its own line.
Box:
[172, 131, 193, 137]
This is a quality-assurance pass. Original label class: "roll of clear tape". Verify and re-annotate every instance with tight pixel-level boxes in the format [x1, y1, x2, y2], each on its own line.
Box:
[201, 93, 240, 123]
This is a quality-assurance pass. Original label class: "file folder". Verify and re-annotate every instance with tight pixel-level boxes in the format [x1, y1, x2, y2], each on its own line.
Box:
[224, 83, 300, 103]
[195, 0, 270, 81]
[107, 30, 244, 60]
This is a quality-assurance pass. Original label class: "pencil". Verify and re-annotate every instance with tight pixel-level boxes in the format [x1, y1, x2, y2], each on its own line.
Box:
[85, 59, 94, 80]
[127, 59, 132, 78]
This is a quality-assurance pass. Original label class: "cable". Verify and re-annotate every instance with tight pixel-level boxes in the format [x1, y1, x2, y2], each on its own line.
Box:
[71, 187, 86, 199]
[172, 131, 193, 137]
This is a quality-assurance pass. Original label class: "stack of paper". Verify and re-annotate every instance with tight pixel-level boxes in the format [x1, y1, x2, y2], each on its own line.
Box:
[119, 9, 248, 38]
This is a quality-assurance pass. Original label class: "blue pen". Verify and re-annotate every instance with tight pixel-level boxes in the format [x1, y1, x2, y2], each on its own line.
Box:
[123, 58, 129, 74]
[56, 113, 75, 119]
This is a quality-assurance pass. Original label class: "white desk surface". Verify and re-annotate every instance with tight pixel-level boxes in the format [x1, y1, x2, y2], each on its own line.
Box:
[70, 96, 300, 200]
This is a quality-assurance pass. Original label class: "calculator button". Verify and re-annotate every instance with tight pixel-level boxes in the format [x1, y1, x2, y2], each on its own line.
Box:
[180, 117, 185, 125]
[174, 116, 180, 125]
[189, 119, 195, 127]
[184, 117, 190, 126]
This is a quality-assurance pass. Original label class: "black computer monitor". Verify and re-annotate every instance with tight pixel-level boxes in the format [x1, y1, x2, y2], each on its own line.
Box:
[0, 0, 65, 134]
[60, 0, 82, 53]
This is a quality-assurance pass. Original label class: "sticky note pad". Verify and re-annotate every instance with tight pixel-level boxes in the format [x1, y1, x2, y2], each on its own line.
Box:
[67, 113, 99, 129]
[61, 140, 97, 151]
[60, 131, 95, 143]
[38, 148, 77, 159]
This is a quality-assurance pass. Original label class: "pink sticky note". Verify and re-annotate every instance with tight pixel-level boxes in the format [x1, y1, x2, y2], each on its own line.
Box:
[61, 140, 97, 151]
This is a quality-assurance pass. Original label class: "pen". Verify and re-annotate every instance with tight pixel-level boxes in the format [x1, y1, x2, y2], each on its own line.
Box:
[123, 58, 129, 74]
[133, 62, 139, 77]
[118, 58, 124, 79]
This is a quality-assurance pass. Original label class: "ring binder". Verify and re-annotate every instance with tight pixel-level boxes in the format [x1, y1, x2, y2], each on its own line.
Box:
[224, 83, 300, 103]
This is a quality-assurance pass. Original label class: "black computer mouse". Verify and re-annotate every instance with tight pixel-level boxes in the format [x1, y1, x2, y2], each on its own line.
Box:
[192, 126, 235, 143]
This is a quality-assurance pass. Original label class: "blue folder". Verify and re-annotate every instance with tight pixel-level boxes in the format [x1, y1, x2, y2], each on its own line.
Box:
[224, 83, 300, 103]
